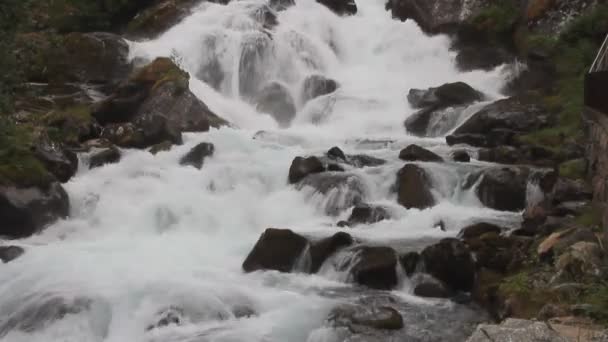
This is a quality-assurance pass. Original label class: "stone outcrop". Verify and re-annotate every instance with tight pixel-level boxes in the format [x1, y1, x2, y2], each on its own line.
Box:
[242, 228, 309, 273]
[396, 164, 435, 209]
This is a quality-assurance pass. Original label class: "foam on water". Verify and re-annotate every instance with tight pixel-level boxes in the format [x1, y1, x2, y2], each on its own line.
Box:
[0, 0, 520, 341]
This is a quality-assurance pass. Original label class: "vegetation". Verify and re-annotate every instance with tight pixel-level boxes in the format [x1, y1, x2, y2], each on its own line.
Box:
[469, 3, 520, 41]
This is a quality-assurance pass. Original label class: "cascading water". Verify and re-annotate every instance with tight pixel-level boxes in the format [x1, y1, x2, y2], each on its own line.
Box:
[0, 0, 524, 341]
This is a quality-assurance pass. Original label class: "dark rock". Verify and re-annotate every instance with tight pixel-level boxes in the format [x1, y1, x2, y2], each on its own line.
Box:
[256, 82, 296, 128]
[478, 146, 521, 164]
[0, 246, 25, 263]
[179, 142, 215, 169]
[309, 232, 354, 272]
[551, 178, 592, 205]
[269, 0, 295, 11]
[0, 183, 70, 239]
[414, 280, 451, 298]
[421, 238, 475, 292]
[399, 144, 443, 162]
[407, 82, 484, 109]
[404, 107, 436, 136]
[329, 304, 404, 331]
[399, 251, 420, 276]
[327, 164, 345, 172]
[146, 306, 184, 331]
[316, 0, 357, 15]
[337, 220, 350, 228]
[242, 228, 309, 273]
[288, 156, 325, 184]
[466, 167, 528, 212]
[446, 133, 489, 147]
[452, 150, 470, 162]
[89, 146, 121, 169]
[347, 154, 386, 168]
[302, 75, 338, 103]
[149, 140, 174, 155]
[347, 204, 390, 226]
[459, 222, 503, 240]
[298, 173, 366, 215]
[33, 139, 78, 183]
[126, 0, 201, 39]
[467, 233, 529, 273]
[350, 246, 398, 290]
[396, 164, 435, 209]
[455, 45, 513, 72]
[327, 146, 347, 161]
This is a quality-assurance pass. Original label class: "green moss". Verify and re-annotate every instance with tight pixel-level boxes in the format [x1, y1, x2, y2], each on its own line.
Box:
[469, 3, 520, 39]
[133, 57, 190, 94]
[559, 159, 586, 180]
[581, 284, 608, 323]
[574, 204, 603, 230]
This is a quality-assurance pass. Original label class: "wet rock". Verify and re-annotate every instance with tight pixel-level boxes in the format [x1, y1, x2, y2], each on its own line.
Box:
[478, 146, 521, 164]
[298, 173, 366, 216]
[337, 220, 350, 228]
[399, 252, 420, 276]
[316, 0, 357, 15]
[89, 146, 121, 169]
[302, 75, 339, 103]
[33, 139, 78, 183]
[146, 306, 184, 331]
[327, 164, 345, 172]
[348, 154, 386, 168]
[269, 0, 295, 11]
[446, 133, 489, 147]
[347, 204, 390, 226]
[455, 45, 514, 72]
[149, 140, 174, 155]
[329, 304, 403, 331]
[0, 183, 70, 239]
[126, 0, 201, 39]
[350, 246, 399, 290]
[179, 142, 215, 169]
[466, 318, 568, 342]
[413, 278, 451, 298]
[327, 146, 347, 161]
[466, 167, 528, 212]
[407, 82, 484, 109]
[452, 150, 470, 162]
[459, 222, 503, 240]
[242, 228, 309, 273]
[288, 156, 325, 184]
[249, 4, 278, 30]
[0, 246, 25, 263]
[309, 232, 354, 272]
[396, 164, 435, 210]
[467, 232, 530, 273]
[399, 144, 443, 162]
[238, 32, 273, 99]
[421, 238, 475, 292]
[453, 97, 550, 137]
[255, 82, 297, 128]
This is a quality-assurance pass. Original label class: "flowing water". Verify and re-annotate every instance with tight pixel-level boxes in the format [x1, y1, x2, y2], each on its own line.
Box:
[0, 1, 523, 341]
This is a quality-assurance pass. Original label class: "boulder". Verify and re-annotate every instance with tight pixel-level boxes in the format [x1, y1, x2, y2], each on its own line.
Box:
[455, 45, 514, 72]
[347, 154, 386, 168]
[446, 133, 489, 147]
[399, 252, 420, 276]
[329, 304, 403, 331]
[242, 228, 309, 273]
[466, 167, 529, 212]
[288, 156, 325, 184]
[126, 0, 202, 39]
[421, 238, 475, 292]
[453, 97, 550, 137]
[399, 144, 443, 162]
[149, 141, 174, 155]
[458, 222, 503, 240]
[101, 122, 183, 149]
[407, 82, 484, 109]
[452, 150, 470, 162]
[556, 242, 603, 279]
[255, 82, 297, 128]
[33, 138, 78, 183]
[0, 246, 25, 263]
[466, 318, 568, 342]
[301, 75, 339, 103]
[316, 0, 357, 15]
[478, 146, 521, 164]
[466, 232, 529, 273]
[327, 146, 347, 161]
[396, 164, 435, 209]
[89, 146, 121, 169]
[298, 173, 366, 216]
[413, 279, 451, 298]
[350, 246, 399, 290]
[309, 232, 354, 272]
[347, 204, 390, 226]
[179, 142, 215, 169]
[0, 183, 70, 239]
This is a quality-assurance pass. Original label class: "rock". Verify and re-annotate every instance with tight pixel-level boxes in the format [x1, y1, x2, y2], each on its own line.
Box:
[467, 233, 529, 273]
[179, 142, 215, 169]
[33, 138, 78, 183]
[298, 173, 366, 216]
[149, 141, 174, 155]
[466, 318, 568, 342]
[414, 279, 451, 298]
[421, 238, 475, 292]
[452, 150, 470, 162]
[288, 156, 325, 184]
[467, 167, 528, 212]
[556, 242, 603, 278]
[16, 32, 131, 85]
[551, 178, 592, 204]
[478, 146, 521, 164]
[350, 246, 399, 290]
[453, 97, 550, 137]
[89, 146, 121, 169]
[316, 0, 357, 15]
[146, 307, 184, 331]
[242, 228, 309, 273]
[396, 164, 435, 209]
[347, 154, 386, 168]
[0, 183, 70, 239]
[455, 45, 514, 72]
[446, 133, 489, 147]
[255, 82, 297, 128]
[399, 252, 420, 276]
[337, 220, 350, 228]
[327, 146, 347, 161]
[399, 144, 443, 162]
[126, 0, 202, 39]
[309, 232, 354, 272]
[459, 222, 503, 240]
[347, 204, 390, 226]
[269, 0, 295, 11]
[302, 75, 339, 103]
[0, 246, 25, 263]
[329, 304, 403, 331]
[407, 82, 484, 109]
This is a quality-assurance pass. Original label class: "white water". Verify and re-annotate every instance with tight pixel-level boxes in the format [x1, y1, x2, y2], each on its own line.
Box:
[0, 1, 521, 341]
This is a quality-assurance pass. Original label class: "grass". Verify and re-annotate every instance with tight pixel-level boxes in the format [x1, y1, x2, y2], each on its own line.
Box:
[581, 284, 608, 323]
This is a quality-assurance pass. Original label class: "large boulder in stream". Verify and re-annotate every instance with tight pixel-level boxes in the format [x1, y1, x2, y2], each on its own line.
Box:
[242, 228, 309, 273]
[89, 146, 121, 169]
[33, 137, 78, 183]
[349, 246, 399, 290]
[180, 142, 215, 169]
[465, 167, 529, 212]
[255, 82, 297, 128]
[316, 0, 357, 15]
[346, 204, 391, 226]
[407, 82, 484, 109]
[93, 58, 227, 148]
[399, 144, 443, 162]
[396, 164, 435, 209]
[302, 75, 339, 104]
[310, 232, 354, 272]
[421, 238, 475, 292]
[0, 183, 70, 239]
[288, 156, 325, 184]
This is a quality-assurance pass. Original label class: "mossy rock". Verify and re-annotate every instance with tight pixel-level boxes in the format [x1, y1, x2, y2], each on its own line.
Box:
[126, 0, 200, 39]
[559, 158, 586, 180]
[132, 57, 190, 92]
